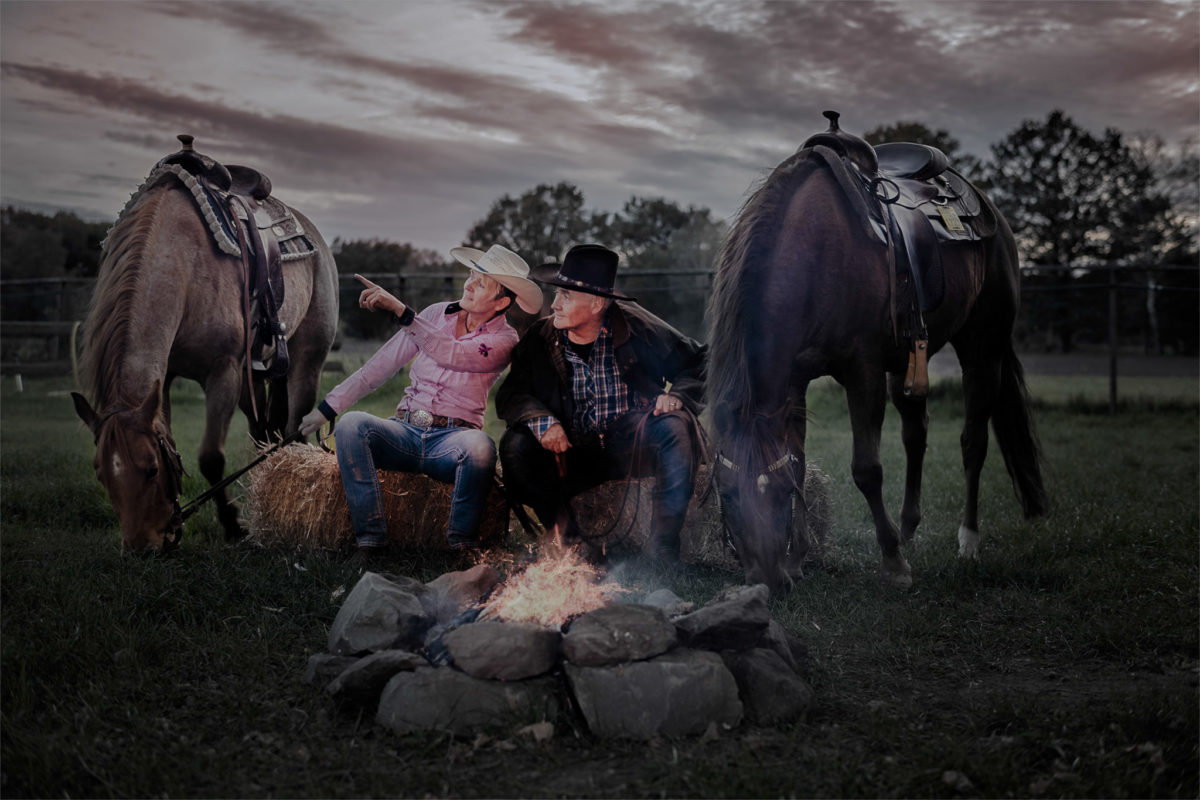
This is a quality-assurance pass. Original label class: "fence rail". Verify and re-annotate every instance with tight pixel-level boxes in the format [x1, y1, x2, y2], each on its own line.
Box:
[4, 265, 1195, 411]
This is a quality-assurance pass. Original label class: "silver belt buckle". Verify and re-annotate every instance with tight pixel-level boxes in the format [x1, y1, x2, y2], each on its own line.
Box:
[409, 409, 434, 428]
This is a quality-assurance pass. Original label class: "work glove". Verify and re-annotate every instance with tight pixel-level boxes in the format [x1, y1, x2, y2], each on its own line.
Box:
[299, 408, 330, 437]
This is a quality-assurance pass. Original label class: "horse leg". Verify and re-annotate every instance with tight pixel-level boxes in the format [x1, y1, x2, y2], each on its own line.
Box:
[843, 370, 911, 587]
[281, 334, 326, 437]
[200, 361, 246, 540]
[956, 358, 1000, 559]
[887, 372, 929, 544]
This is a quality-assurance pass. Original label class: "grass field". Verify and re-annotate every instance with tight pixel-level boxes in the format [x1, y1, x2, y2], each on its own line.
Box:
[1, 363, 1197, 798]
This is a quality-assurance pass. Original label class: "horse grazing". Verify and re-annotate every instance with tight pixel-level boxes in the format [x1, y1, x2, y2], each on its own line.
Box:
[72, 138, 338, 550]
[706, 112, 1047, 594]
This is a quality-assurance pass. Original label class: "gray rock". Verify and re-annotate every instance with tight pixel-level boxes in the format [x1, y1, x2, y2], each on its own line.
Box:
[443, 620, 561, 680]
[326, 649, 428, 704]
[376, 667, 561, 735]
[328, 572, 432, 655]
[422, 564, 503, 624]
[565, 649, 742, 739]
[304, 654, 360, 689]
[758, 618, 809, 674]
[563, 604, 678, 666]
[674, 584, 770, 651]
[720, 648, 814, 725]
[640, 589, 695, 618]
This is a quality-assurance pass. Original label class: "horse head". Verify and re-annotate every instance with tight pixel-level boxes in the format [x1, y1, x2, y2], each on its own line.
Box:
[711, 406, 802, 596]
[72, 380, 184, 550]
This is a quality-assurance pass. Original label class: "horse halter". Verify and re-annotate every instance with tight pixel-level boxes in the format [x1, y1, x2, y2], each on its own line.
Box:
[715, 450, 798, 493]
[713, 449, 802, 562]
[95, 408, 187, 548]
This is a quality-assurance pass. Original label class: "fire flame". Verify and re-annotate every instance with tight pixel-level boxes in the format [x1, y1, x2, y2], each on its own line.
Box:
[480, 543, 631, 630]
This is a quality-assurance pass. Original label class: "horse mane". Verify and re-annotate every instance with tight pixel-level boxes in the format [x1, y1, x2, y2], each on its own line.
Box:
[702, 150, 828, 518]
[80, 184, 168, 411]
[705, 149, 821, 460]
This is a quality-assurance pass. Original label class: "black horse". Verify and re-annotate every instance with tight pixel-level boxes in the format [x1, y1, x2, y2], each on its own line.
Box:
[706, 113, 1047, 594]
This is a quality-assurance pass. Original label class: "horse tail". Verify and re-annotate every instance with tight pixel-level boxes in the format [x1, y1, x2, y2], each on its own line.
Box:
[992, 346, 1049, 518]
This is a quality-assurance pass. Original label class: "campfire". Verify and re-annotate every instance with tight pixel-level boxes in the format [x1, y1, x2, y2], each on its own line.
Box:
[313, 546, 815, 739]
[479, 539, 633, 629]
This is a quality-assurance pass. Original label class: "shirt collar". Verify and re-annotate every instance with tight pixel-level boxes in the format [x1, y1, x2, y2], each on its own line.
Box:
[446, 301, 500, 333]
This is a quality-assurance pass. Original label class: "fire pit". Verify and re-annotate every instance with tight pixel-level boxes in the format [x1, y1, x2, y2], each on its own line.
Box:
[307, 546, 814, 739]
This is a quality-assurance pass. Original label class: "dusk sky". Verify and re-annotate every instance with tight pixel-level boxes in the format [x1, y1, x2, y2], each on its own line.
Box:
[2, 0, 1197, 254]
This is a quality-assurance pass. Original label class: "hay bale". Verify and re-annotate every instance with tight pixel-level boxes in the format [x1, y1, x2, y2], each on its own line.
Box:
[244, 445, 509, 551]
[574, 464, 833, 572]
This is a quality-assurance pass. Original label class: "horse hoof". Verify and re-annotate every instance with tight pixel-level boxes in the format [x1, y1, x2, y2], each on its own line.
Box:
[957, 525, 980, 560]
[880, 554, 912, 589]
[224, 522, 250, 541]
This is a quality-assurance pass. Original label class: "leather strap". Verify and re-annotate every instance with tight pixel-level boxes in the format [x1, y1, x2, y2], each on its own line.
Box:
[401, 409, 480, 430]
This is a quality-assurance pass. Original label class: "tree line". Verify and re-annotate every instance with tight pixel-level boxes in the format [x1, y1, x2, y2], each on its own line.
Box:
[3, 109, 1196, 352]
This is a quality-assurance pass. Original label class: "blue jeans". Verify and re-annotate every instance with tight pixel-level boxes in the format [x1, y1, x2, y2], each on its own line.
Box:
[334, 411, 497, 548]
[499, 410, 697, 556]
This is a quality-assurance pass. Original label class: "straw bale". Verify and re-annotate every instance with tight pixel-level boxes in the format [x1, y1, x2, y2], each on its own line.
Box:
[573, 464, 832, 572]
[244, 445, 508, 551]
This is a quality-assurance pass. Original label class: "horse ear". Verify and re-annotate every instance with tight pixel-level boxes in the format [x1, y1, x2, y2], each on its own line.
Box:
[72, 392, 100, 435]
[138, 379, 163, 423]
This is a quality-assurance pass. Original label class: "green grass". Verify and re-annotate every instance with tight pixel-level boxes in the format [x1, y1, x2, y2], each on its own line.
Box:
[2, 369, 1197, 798]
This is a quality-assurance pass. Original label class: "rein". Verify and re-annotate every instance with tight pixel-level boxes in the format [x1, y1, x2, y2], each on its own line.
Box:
[178, 430, 301, 523]
[712, 405, 804, 560]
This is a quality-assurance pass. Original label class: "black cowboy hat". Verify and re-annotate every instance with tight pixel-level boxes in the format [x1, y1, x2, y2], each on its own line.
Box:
[531, 243, 636, 301]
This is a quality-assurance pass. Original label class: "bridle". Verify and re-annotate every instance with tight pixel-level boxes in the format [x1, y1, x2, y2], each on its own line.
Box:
[93, 408, 187, 548]
[713, 447, 802, 561]
[94, 405, 298, 550]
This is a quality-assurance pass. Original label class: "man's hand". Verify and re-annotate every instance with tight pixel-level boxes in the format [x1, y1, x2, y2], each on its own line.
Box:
[653, 393, 684, 416]
[299, 408, 329, 437]
[355, 273, 407, 316]
[539, 423, 571, 454]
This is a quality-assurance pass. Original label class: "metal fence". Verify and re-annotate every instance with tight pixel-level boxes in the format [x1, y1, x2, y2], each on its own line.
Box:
[4, 266, 1195, 406]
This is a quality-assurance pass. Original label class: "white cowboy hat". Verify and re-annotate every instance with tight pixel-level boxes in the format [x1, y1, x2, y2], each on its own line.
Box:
[449, 244, 544, 314]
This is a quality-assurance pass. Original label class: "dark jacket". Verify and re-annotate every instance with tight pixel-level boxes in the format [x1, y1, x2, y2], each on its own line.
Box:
[496, 301, 707, 438]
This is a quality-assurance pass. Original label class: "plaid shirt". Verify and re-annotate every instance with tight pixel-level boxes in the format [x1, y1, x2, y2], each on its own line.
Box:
[527, 325, 630, 440]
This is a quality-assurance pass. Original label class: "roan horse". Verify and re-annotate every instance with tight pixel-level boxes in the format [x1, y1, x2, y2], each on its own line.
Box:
[71, 139, 338, 550]
[706, 113, 1047, 594]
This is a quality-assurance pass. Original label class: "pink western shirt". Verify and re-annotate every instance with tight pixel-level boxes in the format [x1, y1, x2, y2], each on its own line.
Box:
[321, 301, 518, 428]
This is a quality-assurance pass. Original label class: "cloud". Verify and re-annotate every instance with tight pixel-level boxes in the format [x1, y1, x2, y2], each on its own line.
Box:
[1, 0, 1195, 250]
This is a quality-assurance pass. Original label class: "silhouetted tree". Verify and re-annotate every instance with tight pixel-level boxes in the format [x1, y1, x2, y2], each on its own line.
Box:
[864, 121, 982, 180]
[331, 238, 445, 339]
[984, 110, 1169, 351]
[606, 197, 724, 271]
[1, 207, 108, 280]
[463, 182, 606, 269]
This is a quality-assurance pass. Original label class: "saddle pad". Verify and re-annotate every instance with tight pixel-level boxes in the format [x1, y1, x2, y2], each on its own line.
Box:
[118, 164, 317, 262]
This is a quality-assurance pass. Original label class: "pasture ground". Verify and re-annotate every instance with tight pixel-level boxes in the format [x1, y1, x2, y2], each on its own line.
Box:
[1, 358, 1197, 798]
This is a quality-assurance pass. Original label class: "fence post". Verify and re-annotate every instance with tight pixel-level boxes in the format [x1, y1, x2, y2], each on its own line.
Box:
[1108, 267, 1118, 414]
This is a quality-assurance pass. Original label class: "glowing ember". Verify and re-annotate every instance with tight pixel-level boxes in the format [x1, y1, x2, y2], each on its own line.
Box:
[480, 544, 631, 629]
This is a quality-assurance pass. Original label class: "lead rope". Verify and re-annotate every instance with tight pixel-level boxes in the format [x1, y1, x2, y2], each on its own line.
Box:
[178, 430, 302, 522]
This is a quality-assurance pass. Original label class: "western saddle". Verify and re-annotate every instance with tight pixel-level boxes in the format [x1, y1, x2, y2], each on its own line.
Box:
[155, 135, 312, 381]
[800, 111, 997, 396]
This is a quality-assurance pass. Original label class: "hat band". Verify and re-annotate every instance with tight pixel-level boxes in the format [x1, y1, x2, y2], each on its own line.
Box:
[470, 259, 490, 273]
[556, 274, 611, 293]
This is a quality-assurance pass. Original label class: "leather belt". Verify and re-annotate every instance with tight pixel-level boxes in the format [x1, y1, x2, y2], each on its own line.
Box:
[401, 409, 479, 430]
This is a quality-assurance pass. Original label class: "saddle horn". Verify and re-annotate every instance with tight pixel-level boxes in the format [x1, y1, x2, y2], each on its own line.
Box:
[800, 109, 878, 174]
[158, 133, 232, 191]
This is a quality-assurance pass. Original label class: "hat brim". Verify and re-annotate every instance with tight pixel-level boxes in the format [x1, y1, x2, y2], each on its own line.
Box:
[450, 247, 544, 314]
[530, 263, 635, 302]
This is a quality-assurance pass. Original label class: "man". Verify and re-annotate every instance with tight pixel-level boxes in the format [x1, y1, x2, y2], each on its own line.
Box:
[299, 244, 543, 558]
[496, 243, 707, 560]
